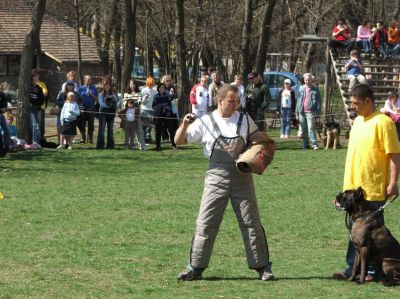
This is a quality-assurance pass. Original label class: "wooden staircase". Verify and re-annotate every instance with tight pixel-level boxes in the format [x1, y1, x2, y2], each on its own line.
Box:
[330, 51, 400, 126]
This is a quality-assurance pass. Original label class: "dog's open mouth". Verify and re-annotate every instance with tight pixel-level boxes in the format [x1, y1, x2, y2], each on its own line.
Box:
[334, 200, 345, 211]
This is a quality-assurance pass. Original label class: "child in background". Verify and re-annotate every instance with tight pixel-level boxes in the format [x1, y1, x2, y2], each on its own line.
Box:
[345, 49, 367, 91]
[59, 92, 80, 149]
[381, 91, 400, 138]
[381, 91, 400, 121]
[118, 99, 147, 150]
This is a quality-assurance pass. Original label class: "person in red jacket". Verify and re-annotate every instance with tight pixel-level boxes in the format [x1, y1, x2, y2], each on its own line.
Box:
[371, 21, 390, 59]
[328, 18, 355, 57]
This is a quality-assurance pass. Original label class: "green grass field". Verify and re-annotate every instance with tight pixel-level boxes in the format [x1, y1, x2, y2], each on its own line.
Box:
[1, 130, 400, 298]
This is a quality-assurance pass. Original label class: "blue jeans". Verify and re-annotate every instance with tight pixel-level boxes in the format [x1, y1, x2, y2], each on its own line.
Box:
[0, 114, 10, 150]
[299, 112, 318, 148]
[343, 201, 385, 277]
[280, 108, 291, 136]
[378, 43, 389, 58]
[390, 44, 400, 57]
[97, 113, 115, 149]
[356, 39, 371, 52]
[29, 108, 41, 143]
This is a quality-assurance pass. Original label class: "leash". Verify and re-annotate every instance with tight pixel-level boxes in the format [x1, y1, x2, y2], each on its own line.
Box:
[374, 194, 398, 215]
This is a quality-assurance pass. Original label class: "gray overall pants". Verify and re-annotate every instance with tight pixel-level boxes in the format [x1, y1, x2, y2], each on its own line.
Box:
[190, 113, 270, 269]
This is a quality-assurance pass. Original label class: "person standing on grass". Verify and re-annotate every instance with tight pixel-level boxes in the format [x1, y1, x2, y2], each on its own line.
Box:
[97, 77, 119, 149]
[174, 84, 275, 281]
[230, 74, 245, 110]
[56, 83, 83, 147]
[245, 72, 271, 131]
[31, 68, 49, 145]
[30, 74, 45, 144]
[152, 83, 177, 151]
[208, 71, 224, 111]
[277, 78, 295, 139]
[77, 75, 98, 144]
[190, 75, 209, 117]
[0, 85, 10, 156]
[121, 79, 147, 150]
[141, 77, 157, 143]
[295, 73, 321, 150]
[333, 84, 400, 282]
[59, 92, 80, 149]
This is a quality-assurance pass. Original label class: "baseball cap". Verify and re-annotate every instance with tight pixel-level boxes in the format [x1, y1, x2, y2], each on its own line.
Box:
[284, 79, 292, 85]
[247, 72, 258, 80]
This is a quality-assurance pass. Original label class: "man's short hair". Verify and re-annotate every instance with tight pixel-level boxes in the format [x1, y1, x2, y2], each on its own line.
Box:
[247, 72, 258, 80]
[349, 84, 375, 102]
[217, 84, 237, 100]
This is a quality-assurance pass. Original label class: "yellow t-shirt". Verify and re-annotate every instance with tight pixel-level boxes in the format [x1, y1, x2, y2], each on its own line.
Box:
[343, 111, 400, 201]
[36, 81, 48, 110]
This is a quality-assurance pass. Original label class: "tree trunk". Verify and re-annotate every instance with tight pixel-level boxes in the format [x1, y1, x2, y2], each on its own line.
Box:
[393, 0, 400, 18]
[255, 0, 277, 75]
[240, 0, 253, 84]
[121, 0, 137, 91]
[113, 16, 122, 91]
[175, 0, 190, 116]
[74, 0, 83, 84]
[17, 0, 46, 143]
[209, 0, 225, 76]
[144, 6, 154, 77]
[379, 0, 385, 20]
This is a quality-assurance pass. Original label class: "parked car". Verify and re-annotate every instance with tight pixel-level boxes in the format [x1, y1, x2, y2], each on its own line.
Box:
[263, 71, 302, 110]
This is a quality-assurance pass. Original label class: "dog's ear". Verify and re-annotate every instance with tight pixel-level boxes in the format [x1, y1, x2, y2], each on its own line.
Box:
[355, 187, 364, 201]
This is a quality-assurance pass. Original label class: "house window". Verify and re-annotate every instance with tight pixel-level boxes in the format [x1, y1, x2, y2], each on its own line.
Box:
[0, 55, 21, 76]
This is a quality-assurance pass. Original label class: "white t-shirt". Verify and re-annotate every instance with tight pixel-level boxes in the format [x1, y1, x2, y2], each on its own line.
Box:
[193, 85, 209, 114]
[186, 110, 258, 158]
[382, 98, 400, 114]
[126, 108, 135, 121]
[141, 87, 157, 111]
[281, 90, 291, 108]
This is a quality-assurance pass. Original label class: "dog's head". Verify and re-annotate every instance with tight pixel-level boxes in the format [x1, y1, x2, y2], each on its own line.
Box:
[335, 187, 365, 212]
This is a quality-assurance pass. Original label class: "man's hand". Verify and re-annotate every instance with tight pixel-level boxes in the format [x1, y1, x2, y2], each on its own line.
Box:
[387, 183, 399, 197]
[175, 113, 196, 145]
[183, 113, 196, 125]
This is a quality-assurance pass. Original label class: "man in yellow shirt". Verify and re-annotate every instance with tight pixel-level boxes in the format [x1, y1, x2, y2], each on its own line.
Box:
[333, 84, 400, 281]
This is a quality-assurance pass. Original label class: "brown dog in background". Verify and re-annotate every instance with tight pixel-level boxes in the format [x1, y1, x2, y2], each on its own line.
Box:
[323, 119, 340, 150]
[335, 187, 400, 286]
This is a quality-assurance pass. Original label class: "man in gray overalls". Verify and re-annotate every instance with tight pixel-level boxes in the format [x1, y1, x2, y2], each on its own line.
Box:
[174, 84, 275, 281]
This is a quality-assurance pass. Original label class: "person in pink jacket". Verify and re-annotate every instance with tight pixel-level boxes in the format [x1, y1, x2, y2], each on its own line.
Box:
[356, 19, 373, 53]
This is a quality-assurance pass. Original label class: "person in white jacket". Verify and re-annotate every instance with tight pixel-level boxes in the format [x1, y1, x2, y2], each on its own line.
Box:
[190, 76, 209, 117]
[141, 77, 157, 142]
[59, 92, 80, 149]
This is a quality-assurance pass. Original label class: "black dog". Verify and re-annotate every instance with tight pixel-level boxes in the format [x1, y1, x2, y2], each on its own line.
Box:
[335, 187, 400, 286]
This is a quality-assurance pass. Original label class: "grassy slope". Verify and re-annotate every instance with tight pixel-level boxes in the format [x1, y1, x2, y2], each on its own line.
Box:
[1, 132, 400, 298]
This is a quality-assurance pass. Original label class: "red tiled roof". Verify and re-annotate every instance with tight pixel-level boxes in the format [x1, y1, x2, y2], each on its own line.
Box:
[0, 0, 102, 63]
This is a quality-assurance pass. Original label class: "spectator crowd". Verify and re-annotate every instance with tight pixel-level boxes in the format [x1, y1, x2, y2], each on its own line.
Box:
[3, 16, 400, 156]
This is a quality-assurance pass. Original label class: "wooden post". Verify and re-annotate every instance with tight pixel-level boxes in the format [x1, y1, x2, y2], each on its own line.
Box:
[323, 42, 331, 121]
